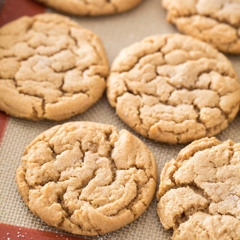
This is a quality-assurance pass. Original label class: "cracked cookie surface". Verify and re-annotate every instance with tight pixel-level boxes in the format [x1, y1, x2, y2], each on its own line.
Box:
[35, 0, 142, 16]
[157, 137, 240, 240]
[107, 34, 240, 144]
[0, 13, 108, 121]
[16, 121, 157, 235]
[162, 0, 240, 54]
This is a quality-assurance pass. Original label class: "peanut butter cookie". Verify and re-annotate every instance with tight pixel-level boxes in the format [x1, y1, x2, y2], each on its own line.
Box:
[107, 34, 240, 144]
[35, 0, 142, 16]
[157, 137, 240, 239]
[16, 121, 157, 235]
[162, 0, 240, 54]
[0, 14, 108, 121]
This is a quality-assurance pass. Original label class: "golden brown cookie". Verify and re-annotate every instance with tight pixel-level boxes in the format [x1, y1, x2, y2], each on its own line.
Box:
[0, 13, 108, 121]
[157, 137, 240, 240]
[162, 0, 240, 54]
[35, 0, 142, 16]
[16, 121, 157, 235]
[107, 34, 240, 144]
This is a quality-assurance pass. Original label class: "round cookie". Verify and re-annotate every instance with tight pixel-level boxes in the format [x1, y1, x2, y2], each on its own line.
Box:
[162, 0, 240, 54]
[0, 14, 108, 121]
[157, 137, 240, 239]
[107, 34, 240, 144]
[35, 0, 142, 16]
[16, 121, 157, 235]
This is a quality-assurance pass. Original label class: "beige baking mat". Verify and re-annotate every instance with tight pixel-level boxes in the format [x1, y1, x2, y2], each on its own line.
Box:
[0, 0, 240, 239]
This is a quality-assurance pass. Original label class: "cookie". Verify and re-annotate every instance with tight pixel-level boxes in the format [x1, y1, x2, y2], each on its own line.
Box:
[16, 121, 157, 235]
[0, 14, 108, 121]
[107, 34, 240, 144]
[35, 0, 142, 16]
[162, 0, 240, 54]
[157, 137, 240, 239]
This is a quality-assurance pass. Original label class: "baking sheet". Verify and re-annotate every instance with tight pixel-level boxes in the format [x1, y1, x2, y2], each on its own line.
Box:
[0, 0, 240, 239]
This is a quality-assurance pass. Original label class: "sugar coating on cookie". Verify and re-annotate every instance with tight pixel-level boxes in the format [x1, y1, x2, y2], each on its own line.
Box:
[162, 0, 240, 54]
[157, 137, 240, 240]
[107, 34, 240, 144]
[16, 122, 157, 235]
[35, 0, 142, 16]
[0, 14, 108, 121]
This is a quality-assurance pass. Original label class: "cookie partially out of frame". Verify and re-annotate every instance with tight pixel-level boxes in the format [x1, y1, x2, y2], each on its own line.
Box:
[35, 0, 142, 16]
[107, 34, 240, 144]
[0, 13, 108, 121]
[162, 0, 240, 54]
[16, 121, 157, 235]
[157, 137, 240, 240]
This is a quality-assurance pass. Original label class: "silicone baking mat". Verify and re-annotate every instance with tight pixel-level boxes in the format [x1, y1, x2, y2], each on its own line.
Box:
[0, 0, 240, 239]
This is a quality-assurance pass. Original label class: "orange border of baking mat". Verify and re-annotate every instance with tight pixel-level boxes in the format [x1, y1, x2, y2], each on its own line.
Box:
[0, 1, 89, 239]
[0, 0, 45, 25]
[0, 112, 8, 145]
[0, 223, 87, 240]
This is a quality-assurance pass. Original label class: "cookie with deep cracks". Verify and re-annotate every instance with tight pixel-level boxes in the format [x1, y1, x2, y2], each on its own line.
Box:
[16, 121, 157, 235]
[35, 0, 142, 16]
[0, 13, 109, 121]
[107, 34, 240, 144]
[157, 137, 240, 239]
[162, 0, 240, 54]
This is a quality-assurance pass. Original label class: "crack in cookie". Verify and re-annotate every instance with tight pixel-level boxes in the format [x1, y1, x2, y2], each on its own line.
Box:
[16, 122, 157, 235]
[34, 0, 142, 16]
[157, 137, 240, 240]
[162, 0, 240, 54]
[0, 13, 109, 120]
[107, 34, 240, 144]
